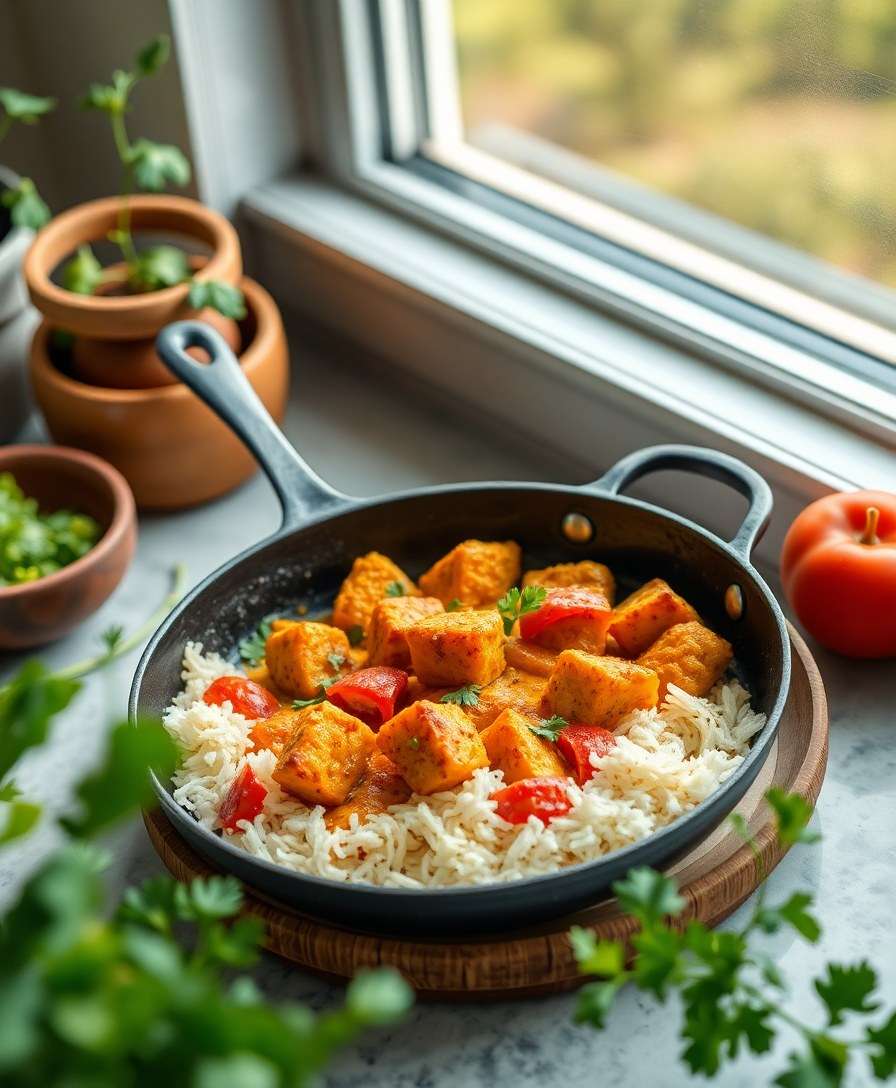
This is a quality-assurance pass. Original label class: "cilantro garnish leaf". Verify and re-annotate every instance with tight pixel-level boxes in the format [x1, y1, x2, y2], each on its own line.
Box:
[385, 581, 405, 597]
[613, 867, 685, 926]
[496, 585, 546, 635]
[445, 598, 463, 612]
[766, 788, 820, 846]
[292, 676, 340, 710]
[815, 962, 879, 1026]
[327, 652, 346, 671]
[440, 684, 481, 708]
[347, 625, 364, 646]
[529, 714, 567, 741]
[239, 616, 275, 666]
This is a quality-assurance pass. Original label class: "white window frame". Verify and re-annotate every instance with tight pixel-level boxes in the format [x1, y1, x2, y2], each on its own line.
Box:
[166, 0, 895, 548]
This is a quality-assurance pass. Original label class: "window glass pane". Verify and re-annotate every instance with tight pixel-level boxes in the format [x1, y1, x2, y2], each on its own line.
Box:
[451, 0, 896, 288]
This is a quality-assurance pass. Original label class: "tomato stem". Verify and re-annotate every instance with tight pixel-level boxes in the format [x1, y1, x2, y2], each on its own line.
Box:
[860, 506, 880, 546]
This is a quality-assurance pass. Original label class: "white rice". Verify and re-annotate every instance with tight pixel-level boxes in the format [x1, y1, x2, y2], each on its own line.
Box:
[163, 642, 766, 888]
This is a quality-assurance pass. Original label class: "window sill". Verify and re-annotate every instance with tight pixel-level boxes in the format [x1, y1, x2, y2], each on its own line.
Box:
[241, 173, 894, 565]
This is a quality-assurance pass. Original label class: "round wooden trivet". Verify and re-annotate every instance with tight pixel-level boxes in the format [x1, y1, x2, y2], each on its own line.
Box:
[145, 622, 827, 999]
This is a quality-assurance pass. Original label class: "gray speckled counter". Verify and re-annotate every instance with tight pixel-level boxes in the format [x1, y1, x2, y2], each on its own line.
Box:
[2, 338, 893, 1088]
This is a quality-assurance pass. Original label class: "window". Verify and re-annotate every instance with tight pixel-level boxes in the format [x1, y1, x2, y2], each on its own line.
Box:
[331, 0, 896, 408]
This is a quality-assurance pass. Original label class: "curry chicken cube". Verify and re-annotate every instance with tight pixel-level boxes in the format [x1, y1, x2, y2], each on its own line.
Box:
[324, 751, 412, 830]
[481, 708, 567, 785]
[332, 551, 419, 634]
[272, 702, 376, 806]
[522, 560, 616, 604]
[368, 595, 445, 668]
[637, 621, 733, 700]
[608, 578, 698, 657]
[405, 609, 505, 687]
[264, 621, 350, 700]
[418, 539, 521, 608]
[465, 667, 547, 731]
[539, 649, 659, 730]
[377, 700, 489, 794]
[248, 705, 303, 757]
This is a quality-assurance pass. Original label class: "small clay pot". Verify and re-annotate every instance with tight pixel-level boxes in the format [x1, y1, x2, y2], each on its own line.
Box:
[23, 194, 242, 339]
[29, 275, 289, 510]
[0, 444, 136, 649]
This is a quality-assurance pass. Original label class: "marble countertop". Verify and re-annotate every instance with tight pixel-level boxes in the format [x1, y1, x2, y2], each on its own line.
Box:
[2, 339, 893, 1088]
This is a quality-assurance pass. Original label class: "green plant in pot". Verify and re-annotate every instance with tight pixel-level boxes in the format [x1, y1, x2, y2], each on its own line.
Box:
[0, 87, 54, 234]
[24, 34, 288, 510]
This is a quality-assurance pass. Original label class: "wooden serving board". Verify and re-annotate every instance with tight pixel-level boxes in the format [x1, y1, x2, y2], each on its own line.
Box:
[145, 622, 827, 999]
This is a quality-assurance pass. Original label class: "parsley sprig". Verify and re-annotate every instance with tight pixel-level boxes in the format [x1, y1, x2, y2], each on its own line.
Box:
[529, 714, 568, 741]
[238, 615, 276, 666]
[571, 790, 896, 1084]
[496, 585, 546, 635]
[440, 684, 481, 708]
[385, 580, 406, 597]
[292, 675, 342, 710]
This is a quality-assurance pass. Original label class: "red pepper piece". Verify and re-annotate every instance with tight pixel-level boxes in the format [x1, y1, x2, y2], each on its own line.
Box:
[519, 586, 612, 642]
[556, 723, 617, 785]
[218, 765, 267, 831]
[203, 676, 280, 720]
[491, 777, 573, 825]
[326, 666, 408, 728]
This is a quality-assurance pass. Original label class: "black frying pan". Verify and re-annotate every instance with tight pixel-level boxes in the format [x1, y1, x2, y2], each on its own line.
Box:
[131, 321, 791, 937]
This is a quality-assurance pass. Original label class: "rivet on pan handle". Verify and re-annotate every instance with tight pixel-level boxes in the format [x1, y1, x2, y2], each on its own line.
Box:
[155, 320, 346, 529]
[592, 444, 773, 562]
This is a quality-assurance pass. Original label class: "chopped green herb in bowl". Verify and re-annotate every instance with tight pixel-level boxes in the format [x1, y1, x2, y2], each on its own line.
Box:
[0, 471, 102, 586]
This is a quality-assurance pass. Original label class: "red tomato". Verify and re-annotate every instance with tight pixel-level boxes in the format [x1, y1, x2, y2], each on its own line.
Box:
[203, 676, 280, 720]
[326, 666, 408, 727]
[218, 765, 267, 831]
[556, 724, 617, 785]
[519, 586, 612, 641]
[491, 777, 573, 825]
[780, 491, 896, 659]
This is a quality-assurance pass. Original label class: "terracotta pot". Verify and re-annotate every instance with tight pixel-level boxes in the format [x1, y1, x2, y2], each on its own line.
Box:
[23, 194, 242, 340]
[0, 444, 136, 649]
[29, 275, 289, 510]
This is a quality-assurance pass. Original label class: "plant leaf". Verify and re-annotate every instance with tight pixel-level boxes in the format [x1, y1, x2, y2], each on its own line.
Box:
[61, 245, 103, 296]
[574, 978, 622, 1029]
[239, 616, 275, 666]
[496, 585, 546, 635]
[570, 926, 625, 978]
[814, 962, 878, 1026]
[60, 719, 178, 839]
[81, 70, 133, 113]
[175, 876, 244, 922]
[766, 789, 819, 846]
[194, 1054, 280, 1088]
[189, 279, 247, 319]
[0, 87, 56, 122]
[2, 179, 50, 229]
[613, 867, 685, 926]
[130, 245, 190, 291]
[0, 662, 80, 784]
[0, 800, 41, 846]
[529, 715, 567, 741]
[440, 684, 481, 708]
[761, 891, 821, 943]
[345, 969, 414, 1026]
[128, 138, 191, 192]
[347, 625, 364, 646]
[867, 1010, 896, 1079]
[136, 34, 170, 77]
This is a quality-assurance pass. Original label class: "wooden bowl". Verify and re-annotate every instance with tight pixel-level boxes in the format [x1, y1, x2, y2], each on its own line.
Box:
[0, 445, 136, 649]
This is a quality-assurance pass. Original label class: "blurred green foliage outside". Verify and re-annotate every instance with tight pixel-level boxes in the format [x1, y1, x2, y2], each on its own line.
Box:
[453, 0, 896, 286]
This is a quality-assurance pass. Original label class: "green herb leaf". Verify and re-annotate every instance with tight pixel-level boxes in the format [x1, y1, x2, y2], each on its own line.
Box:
[292, 677, 340, 709]
[60, 719, 178, 839]
[117, 875, 179, 934]
[529, 714, 567, 741]
[814, 962, 879, 1026]
[1, 178, 50, 230]
[347, 625, 364, 646]
[384, 580, 405, 598]
[127, 138, 191, 192]
[613, 867, 685, 927]
[61, 245, 103, 296]
[570, 926, 625, 978]
[757, 891, 821, 943]
[496, 585, 546, 635]
[766, 789, 819, 846]
[0, 799, 40, 845]
[867, 1011, 896, 1079]
[0, 662, 80, 784]
[175, 875, 243, 922]
[327, 652, 346, 671]
[81, 69, 134, 114]
[574, 978, 623, 1029]
[239, 616, 276, 666]
[774, 1038, 847, 1088]
[445, 598, 463, 612]
[0, 87, 56, 123]
[130, 244, 190, 291]
[345, 968, 414, 1026]
[188, 279, 247, 319]
[440, 684, 481, 708]
[136, 34, 170, 77]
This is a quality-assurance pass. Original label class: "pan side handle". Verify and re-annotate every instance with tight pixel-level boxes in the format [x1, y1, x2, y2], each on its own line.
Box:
[592, 445, 773, 562]
[156, 320, 346, 529]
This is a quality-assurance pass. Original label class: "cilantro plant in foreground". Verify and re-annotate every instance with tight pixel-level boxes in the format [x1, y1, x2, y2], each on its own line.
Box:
[571, 791, 896, 1085]
[0, 86, 55, 229]
[61, 34, 244, 319]
[0, 660, 412, 1086]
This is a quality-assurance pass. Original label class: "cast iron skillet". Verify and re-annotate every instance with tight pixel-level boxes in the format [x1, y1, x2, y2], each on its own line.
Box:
[131, 320, 791, 937]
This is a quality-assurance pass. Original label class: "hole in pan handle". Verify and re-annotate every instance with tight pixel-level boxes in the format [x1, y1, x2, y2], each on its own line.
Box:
[155, 320, 347, 528]
[592, 444, 773, 562]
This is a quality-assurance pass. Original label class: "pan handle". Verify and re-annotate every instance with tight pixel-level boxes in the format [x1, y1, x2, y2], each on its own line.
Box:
[592, 444, 772, 561]
[156, 320, 346, 528]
